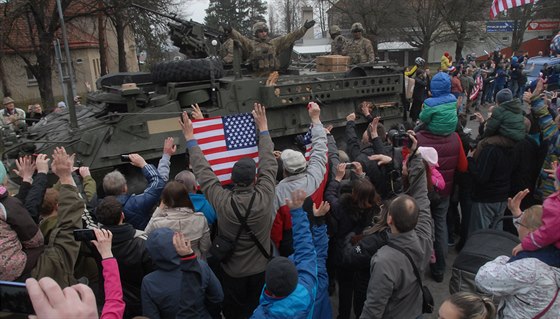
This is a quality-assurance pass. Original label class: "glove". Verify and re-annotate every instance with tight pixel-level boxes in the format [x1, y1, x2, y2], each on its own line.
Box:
[304, 20, 316, 29]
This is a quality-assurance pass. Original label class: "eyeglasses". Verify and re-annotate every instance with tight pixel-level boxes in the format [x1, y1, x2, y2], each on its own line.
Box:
[514, 219, 528, 228]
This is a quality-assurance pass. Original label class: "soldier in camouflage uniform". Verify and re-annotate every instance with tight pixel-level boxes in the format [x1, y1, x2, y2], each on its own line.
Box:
[220, 38, 234, 64]
[225, 20, 315, 76]
[330, 25, 347, 55]
[346, 22, 375, 64]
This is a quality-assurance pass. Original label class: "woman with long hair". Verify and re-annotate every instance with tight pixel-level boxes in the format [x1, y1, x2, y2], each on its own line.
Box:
[145, 181, 211, 259]
[325, 162, 381, 319]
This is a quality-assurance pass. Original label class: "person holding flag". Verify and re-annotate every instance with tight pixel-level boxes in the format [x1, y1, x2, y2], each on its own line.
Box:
[179, 103, 277, 319]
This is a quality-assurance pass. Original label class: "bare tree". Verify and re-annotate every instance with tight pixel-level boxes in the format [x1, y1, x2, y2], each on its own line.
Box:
[397, 0, 444, 60]
[0, 0, 98, 111]
[326, 0, 406, 52]
[314, 0, 330, 38]
[437, 0, 489, 60]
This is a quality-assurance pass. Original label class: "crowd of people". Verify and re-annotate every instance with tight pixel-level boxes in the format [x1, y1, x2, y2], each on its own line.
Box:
[1, 44, 560, 319]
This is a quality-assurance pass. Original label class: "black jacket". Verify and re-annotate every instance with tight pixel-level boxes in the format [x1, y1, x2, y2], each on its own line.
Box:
[100, 223, 153, 318]
[468, 144, 514, 202]
[15, 173, 48, 223]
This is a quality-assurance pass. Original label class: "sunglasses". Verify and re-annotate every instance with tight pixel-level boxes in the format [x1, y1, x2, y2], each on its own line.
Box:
[352, 30, 362, 33]
[257, 29, 268, 33]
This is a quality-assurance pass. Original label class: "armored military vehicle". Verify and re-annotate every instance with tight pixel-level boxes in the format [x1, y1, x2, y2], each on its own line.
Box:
[1, 7, 404, 187]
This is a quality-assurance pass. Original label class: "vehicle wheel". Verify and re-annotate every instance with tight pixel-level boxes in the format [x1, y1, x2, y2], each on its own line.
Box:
[151, 58, 224, 83]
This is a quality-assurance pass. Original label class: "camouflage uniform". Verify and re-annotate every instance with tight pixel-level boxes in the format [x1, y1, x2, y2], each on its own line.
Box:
[331, 35, 347, 55]
[346, 37, 375, 64]
[347, 22, 375, 64]
[220, 38, 234, 64]
[230, 24, 309, 76]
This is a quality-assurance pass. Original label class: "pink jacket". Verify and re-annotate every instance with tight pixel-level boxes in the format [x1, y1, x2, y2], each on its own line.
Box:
[430, 166, 446, 191]
[100, 258, 125, 319]
[521, 192, 560, 251]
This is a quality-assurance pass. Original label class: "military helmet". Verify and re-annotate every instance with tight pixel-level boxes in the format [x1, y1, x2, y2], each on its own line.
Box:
[351, 22, 364, 32]
[329, 25, 341, 36]
[415, 57, 425, 66]
[252, 21, 268, 35]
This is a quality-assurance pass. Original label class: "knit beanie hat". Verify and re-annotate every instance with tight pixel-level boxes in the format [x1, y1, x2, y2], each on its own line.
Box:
[265, 257, 298, 297]
[496, 88, 513, 104]
[231, 157, 256, 186]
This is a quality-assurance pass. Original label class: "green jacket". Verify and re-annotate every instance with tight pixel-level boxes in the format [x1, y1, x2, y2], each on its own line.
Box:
[419, 100, 458, 136]
[483, 98, 526, 142]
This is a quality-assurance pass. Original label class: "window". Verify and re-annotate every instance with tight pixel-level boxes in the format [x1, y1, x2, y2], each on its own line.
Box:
[502, 36, 509, 41]
[25, 66, 37, 86]
[93, 58, 100, 79]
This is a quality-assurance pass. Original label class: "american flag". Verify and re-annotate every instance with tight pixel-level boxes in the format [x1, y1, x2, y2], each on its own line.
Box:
[192, 113, 258, 185]
[490, 0, 535, 19]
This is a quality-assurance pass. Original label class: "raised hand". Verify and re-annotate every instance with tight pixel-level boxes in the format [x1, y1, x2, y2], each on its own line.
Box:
[313, 201, 330, 217]
[507, 189, 529, 218]
[78, 166, 91, 178]
[252, 103, 268, 132]
[163, 137, 177, 156]
[35, 154, 50, 174]
[191, 104, 204, 120]
[179, 111, 194, 141]
[26, 277, 98, 319]
[13, 156, 36, 183]
[346, 112, 356, 122]
[173, 232, 193, 257]
[369, 154, 392, 166]
[308, 102, 321, 124]
[91, 228, 113, 259]
[51, 147, 75, 184]
[285, 189, 307, 210]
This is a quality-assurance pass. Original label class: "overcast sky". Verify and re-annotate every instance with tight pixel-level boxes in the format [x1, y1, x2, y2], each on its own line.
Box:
[180, 0, 210, 23]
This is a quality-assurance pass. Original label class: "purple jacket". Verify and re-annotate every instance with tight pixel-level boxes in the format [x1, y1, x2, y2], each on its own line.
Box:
[416, 131, 466, 197]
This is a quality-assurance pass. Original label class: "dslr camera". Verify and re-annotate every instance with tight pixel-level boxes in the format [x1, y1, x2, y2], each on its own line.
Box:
[389, 128, 412, 148]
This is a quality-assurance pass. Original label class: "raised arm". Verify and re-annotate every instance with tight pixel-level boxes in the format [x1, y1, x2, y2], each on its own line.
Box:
[252, 103, 278, 200]
[181, 112, 231, 215]
[286, 190, 317, 292]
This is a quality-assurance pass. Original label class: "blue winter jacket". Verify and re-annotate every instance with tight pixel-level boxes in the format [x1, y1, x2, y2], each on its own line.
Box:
[141, 228, 182, 319]
[142, 227, 224, 319]
[117, 163, 165, 230]
[251, 207, 318, 319]
[190, 193, 217, 225]
[311, 223, 331, 319]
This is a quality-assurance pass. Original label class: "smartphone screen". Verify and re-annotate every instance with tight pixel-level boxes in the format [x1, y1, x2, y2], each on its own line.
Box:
[0, 281, 34, 315]
[73, 229, 96, 241]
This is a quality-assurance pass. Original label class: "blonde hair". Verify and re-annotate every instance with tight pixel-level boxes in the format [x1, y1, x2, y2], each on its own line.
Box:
[445, 292, 496, 319]
[523, 205, 543, 230]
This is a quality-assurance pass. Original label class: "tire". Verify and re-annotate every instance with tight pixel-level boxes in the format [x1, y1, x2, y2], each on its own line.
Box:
[151, 57, 224, 83]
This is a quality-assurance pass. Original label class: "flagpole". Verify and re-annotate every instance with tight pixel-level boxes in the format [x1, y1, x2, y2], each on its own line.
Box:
[56, 0, 78, 130]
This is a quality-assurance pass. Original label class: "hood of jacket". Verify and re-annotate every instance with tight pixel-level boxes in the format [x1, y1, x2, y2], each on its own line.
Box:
[145, 227, 180, 271]
[429, 72, 452, 97]
[498, 98, 523, 114]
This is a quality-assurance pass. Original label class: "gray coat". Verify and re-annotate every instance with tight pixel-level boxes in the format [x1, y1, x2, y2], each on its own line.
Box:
[360, 152, 434, 319]
[188, 132, 277, 277]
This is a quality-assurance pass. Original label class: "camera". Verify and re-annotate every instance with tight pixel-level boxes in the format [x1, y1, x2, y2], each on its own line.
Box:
[346, 163, 355, 169]
[389, 129, 412, 148]
[121, 154, 132, 162]
[469, 114, 477, 121]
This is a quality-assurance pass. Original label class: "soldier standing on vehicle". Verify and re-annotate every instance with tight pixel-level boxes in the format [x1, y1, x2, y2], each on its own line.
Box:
[346, 23, 375, 64]
[223, 20, 315, 76]
[329, 25, 347, 56]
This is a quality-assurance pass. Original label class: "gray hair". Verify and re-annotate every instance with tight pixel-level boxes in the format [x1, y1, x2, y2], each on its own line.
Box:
[103, 170, 127, 195]
[174, 170, 197, 193]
